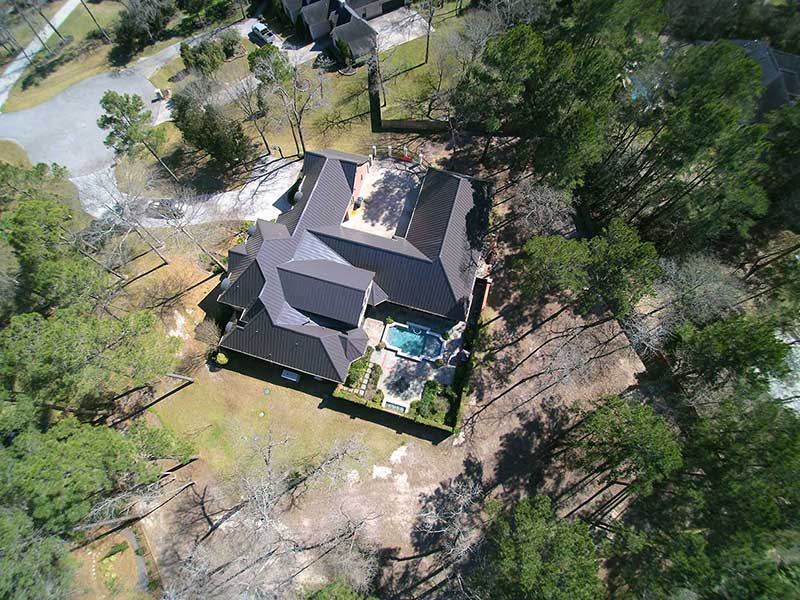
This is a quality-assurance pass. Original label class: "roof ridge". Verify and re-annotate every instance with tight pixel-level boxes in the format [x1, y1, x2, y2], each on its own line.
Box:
[289, 157, 330, 233]
[277, 260, 374, 292]
[312, 227, 432, 261]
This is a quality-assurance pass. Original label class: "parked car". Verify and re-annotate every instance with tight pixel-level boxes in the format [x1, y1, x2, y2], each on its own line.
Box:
[251, 23, 274, 44]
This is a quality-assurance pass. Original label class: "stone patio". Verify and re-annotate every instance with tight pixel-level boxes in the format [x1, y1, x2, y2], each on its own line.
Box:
[366, 315, 466, 413]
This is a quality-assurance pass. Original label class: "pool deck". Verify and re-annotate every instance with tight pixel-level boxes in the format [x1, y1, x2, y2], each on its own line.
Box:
[366, 318, 466, 413]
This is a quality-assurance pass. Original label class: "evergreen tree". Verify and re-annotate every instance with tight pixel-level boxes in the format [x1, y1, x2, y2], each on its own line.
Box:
[468, 495, 605, 600]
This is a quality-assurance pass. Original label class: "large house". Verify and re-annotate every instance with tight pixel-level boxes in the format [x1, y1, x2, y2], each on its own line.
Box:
[732, 39, 800, 118]
[281, 0, 405, 61]
[216, 150, 484, 383]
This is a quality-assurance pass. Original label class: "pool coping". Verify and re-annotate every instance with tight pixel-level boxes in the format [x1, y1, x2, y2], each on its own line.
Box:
[381, 321, 445, 363]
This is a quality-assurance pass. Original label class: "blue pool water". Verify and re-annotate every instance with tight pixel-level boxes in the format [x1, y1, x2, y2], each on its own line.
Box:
[386, 324, 443, 360]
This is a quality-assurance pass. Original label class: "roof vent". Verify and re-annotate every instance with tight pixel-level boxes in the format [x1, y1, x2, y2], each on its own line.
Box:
[247, 223, 257, 236]
[220, 277, 232, 291]
[293, 190, 304, 204]
[224, 321, 235, 333]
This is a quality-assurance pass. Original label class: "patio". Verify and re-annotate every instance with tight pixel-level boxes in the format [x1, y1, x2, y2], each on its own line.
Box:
[363, 310, 467, 413]
[343, 159, 423, 239]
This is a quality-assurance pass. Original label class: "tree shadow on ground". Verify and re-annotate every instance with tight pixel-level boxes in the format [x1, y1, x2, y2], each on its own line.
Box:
[358, 168, 421, 234]
[492, 402, 572, 503]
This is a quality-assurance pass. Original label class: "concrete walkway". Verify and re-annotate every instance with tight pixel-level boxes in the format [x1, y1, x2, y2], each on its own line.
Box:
[0, 0, 81, 110]
[74, 156, 303, 225]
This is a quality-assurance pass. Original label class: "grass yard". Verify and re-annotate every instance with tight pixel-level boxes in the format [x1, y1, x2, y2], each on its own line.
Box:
[3, 1, 124, 113]
[134, 258, 427, 482]
[0, 0, 70, 68]
[148, 35, 257, 93]
[0, 139, 32, 167]
[152, 356, 417, 478]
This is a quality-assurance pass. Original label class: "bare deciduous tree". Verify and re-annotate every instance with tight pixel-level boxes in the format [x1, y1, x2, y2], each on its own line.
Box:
[228, 76, 272, 154]
[252, 51, 326, 155]
[164, 431, 378, 599]
[515, 183, 575, 238]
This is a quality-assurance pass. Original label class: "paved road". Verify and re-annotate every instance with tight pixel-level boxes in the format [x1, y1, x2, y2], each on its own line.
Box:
[0, 68, 159, 176]
[0, 18, 264, 177]
[0, 0, 81, 109]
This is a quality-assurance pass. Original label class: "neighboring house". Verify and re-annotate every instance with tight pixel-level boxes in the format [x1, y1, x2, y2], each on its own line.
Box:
[217, 149, 484, 383]
[281, 0, 404, 60]
[732, 39, 800, 117]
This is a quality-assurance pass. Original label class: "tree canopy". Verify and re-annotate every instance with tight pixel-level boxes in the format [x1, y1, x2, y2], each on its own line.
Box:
[469, 495, 605, 600]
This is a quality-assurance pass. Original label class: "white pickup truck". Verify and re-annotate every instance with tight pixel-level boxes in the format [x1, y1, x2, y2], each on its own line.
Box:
[251, 23, 274, 44]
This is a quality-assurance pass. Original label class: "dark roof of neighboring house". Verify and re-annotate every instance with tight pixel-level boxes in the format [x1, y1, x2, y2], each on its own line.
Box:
[333, 13, 377, 57]
[218, 150, 482, 382]
[347, 0, 378, 9]
[301, 0, 331, 27]
[731, 39, 800, 117]
[283, 0, 304, 14]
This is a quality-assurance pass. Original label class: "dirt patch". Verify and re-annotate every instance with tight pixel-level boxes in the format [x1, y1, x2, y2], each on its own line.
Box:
[71, 532, 147, 599]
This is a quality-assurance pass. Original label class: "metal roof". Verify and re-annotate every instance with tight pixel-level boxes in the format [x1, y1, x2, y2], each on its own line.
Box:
[731, 39, 800, 117]
[218, 151, 482, 381]
[333, 14, 377, 58]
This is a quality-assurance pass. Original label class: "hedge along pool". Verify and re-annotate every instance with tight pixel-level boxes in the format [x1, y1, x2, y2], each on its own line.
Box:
[383, 322, 444, 362]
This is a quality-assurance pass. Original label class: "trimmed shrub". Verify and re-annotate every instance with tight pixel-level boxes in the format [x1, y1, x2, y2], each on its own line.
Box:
[215, 351, 229, 365]
[368, 363, 382, 388]
[345, 347, 373, 387]
[385, 316, 394, 325]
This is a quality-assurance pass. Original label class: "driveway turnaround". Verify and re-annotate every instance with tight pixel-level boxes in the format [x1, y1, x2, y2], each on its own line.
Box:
[0, 68, 159, 176]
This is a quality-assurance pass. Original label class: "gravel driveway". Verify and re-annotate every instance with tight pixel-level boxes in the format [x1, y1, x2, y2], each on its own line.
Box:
[0, 68, 160, 176]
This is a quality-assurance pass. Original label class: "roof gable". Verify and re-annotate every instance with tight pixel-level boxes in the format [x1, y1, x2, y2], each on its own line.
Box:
[219, 150, 481, 381]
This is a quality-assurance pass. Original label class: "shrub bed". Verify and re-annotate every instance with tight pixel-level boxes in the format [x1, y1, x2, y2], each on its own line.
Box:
[345, 347, 373, 388]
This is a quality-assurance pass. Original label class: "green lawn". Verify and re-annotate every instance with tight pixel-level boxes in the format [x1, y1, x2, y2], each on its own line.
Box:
[3, 1, 124, 113]
[152, 355, 415, 478]
[0, 0, 70, 68]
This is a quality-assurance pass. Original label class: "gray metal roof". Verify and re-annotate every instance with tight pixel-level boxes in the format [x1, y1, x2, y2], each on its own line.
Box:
[218, 151, 481, 381]
[278, 260, 373, 326]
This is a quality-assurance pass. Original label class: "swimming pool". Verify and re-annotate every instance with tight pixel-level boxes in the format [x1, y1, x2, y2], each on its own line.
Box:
[384, 322, 444, 362]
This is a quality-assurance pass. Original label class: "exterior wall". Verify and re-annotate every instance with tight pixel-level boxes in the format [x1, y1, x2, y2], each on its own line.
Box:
[352, 161, 369, 201]
[282, 0, 299, 22]
[356, 1, 383, 19]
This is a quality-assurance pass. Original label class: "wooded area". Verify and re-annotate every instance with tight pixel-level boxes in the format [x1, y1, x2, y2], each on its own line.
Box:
[1, 0, 800, 598]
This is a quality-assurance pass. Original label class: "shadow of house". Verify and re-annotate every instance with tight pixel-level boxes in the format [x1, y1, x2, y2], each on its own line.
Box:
[220, 350, 336, 401]
[317, 394, 451, 443]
